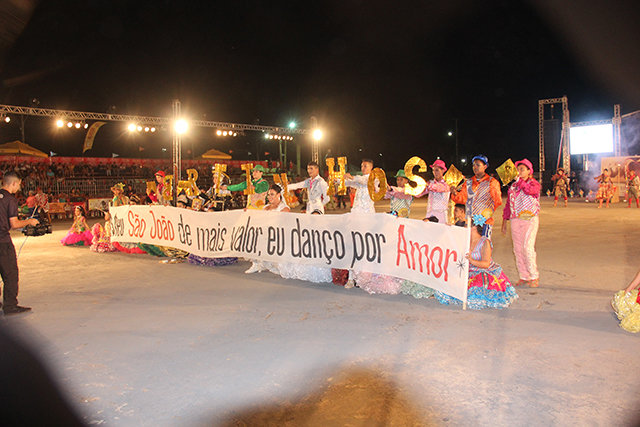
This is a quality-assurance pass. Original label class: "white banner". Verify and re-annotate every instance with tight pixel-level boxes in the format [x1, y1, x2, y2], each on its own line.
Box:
[110, 206, 470, 302]
[88, 198, 111, 211]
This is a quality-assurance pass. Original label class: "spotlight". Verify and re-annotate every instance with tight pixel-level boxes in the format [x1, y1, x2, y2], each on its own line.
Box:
[75, 122, 81, 129]
[128, 123, 136, 132]
[217, 130, 222, 136]
[174, 119, 188, 134]
[4, 116, 10, 123]
[289, 121, 296, 129]
[144, 127, 150, 132]
[265, 133, 270, 139]
[84, 123, 89, 129]
[223, 131, 228, 136]
[312, 129, 323, 141]
[233, 132, 237, 137]
[150, 127, 156, 132]
[137, 125, 142, 132]
[56, 119, 64, 128]
[67, 122, 73, 128]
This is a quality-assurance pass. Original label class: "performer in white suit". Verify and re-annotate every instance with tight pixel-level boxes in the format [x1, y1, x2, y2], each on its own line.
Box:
[287, 161, 330, 214]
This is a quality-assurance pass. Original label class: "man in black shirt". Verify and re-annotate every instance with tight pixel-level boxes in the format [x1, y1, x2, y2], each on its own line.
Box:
[0, 172, 38, 315]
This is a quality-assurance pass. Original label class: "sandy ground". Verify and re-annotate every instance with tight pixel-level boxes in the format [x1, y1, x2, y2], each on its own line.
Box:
[3, 197, 640, 426]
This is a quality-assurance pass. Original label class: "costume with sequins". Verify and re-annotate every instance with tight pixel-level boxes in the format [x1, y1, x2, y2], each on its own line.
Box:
[435, 237, 518, 309]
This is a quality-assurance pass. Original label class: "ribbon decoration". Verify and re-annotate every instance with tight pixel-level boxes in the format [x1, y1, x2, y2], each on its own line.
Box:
[273, 173, 299, 207]
[444, 164, 465, 188]
[403, 156, 427, 196]
[368, 167, 388, 201]
[326, 157, 347, 196]
[496, 158, 518, 186]
[241, 163, 255, 195]
[212, 163, 229, 196]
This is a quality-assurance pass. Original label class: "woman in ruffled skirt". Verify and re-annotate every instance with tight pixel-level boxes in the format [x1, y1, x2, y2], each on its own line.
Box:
[436, 214, 518, 309]
[90, 211, 117, 252]
[611, 269, 640, 333]
[61, 206, 93, 246]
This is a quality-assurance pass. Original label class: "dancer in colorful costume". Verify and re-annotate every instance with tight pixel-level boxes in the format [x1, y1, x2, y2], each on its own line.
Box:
[385, 169, 412, 218]
[551, 168, 569, 207]
[436, 214, 518, 309]
[501, 159, 541, 287]
[612, 269, 640, 333]
[627, 169, 640, 208]
[223, 164, 269, 209]
[61, 206, 93, 246]
[450, 154, 501, 237]
[595, 168, 614, 208]
[90, 211, 117, 253]
[419, 159, 450, 223]
[288, 161, 329, 214]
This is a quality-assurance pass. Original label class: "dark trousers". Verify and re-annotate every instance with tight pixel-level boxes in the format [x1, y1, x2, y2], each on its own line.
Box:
[0, 242, 19, 308]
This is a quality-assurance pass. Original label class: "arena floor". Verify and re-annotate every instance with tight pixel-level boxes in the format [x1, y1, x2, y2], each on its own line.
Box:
[4, 197, 640, 426]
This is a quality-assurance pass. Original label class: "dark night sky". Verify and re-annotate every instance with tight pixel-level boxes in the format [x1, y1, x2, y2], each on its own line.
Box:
[1, 0, 639, 173]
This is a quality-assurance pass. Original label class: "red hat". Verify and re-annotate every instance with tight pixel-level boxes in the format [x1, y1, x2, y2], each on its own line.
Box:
[430, 159, 447, 171]
[155, 170, 166, 178]
[514, 159, 533, 172]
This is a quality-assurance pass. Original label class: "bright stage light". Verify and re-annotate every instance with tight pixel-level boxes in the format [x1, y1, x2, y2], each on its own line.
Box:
[312, 129, 323, 141]
[128, 123, 136, 132]
[448, 131, 453, 137]
[4, 116, 10, 123]
[223, 131, 228, 136]
[174, 119, 188, 134]
[75, 122, 81, 129]
[265, 133, 270, 139]
[233, 132, 237, 137]
[289, 121, 296, 129]
[67, 122, 73, 128]
[217, 130, 222, 136]
[569, 123, 614, 155]
[137, 125, 142, 132]
[144, 127, 150, 132]
[84, 123, 89, 129]
[56, 119, 64, 128]
[150, 127, 156, 132]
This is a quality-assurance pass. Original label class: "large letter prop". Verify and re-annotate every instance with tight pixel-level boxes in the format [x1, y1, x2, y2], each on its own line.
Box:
[326, 157, 347, 196]
[212, 163, 229, 196]
[404, 156, 427, 196]
[273, 173, 298, 207]
[110, 206, 470, 305]
[368, 167, 388, 201]
[241, 163, 255, 195]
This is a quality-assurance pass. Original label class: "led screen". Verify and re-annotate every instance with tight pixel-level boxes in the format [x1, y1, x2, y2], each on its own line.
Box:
[569, 124, 614, 155]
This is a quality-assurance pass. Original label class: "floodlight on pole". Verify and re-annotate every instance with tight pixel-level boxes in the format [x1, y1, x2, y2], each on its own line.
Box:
[312, 129, 323, 141]
[289, 121, 296, 129]
[174, 119, 188, 134]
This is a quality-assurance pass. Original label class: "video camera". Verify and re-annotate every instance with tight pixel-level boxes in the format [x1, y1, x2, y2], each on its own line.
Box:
[21, 207, 53, 237]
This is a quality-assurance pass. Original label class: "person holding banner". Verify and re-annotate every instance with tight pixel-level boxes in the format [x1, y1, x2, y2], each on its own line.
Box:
[287, 162, 329, 214]
[501, 159, 541, 288]
[222, 165, 269, 210]
[450, 155, 501, 237]
[385, 169, 413, 218]
[435, 214, 518, 309]
[418, 159, 450, 223]
[343, 159, 376, 214]
[154, 171, 169, 205]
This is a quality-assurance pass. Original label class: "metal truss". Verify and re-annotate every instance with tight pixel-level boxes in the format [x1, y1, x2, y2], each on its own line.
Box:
[0, 104, 308, 135]
[538, 96, 569, 179]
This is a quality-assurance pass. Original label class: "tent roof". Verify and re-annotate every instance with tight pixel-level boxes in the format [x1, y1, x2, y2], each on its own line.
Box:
[0, 141, 48, 158]
[201, 148, 232, 160]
